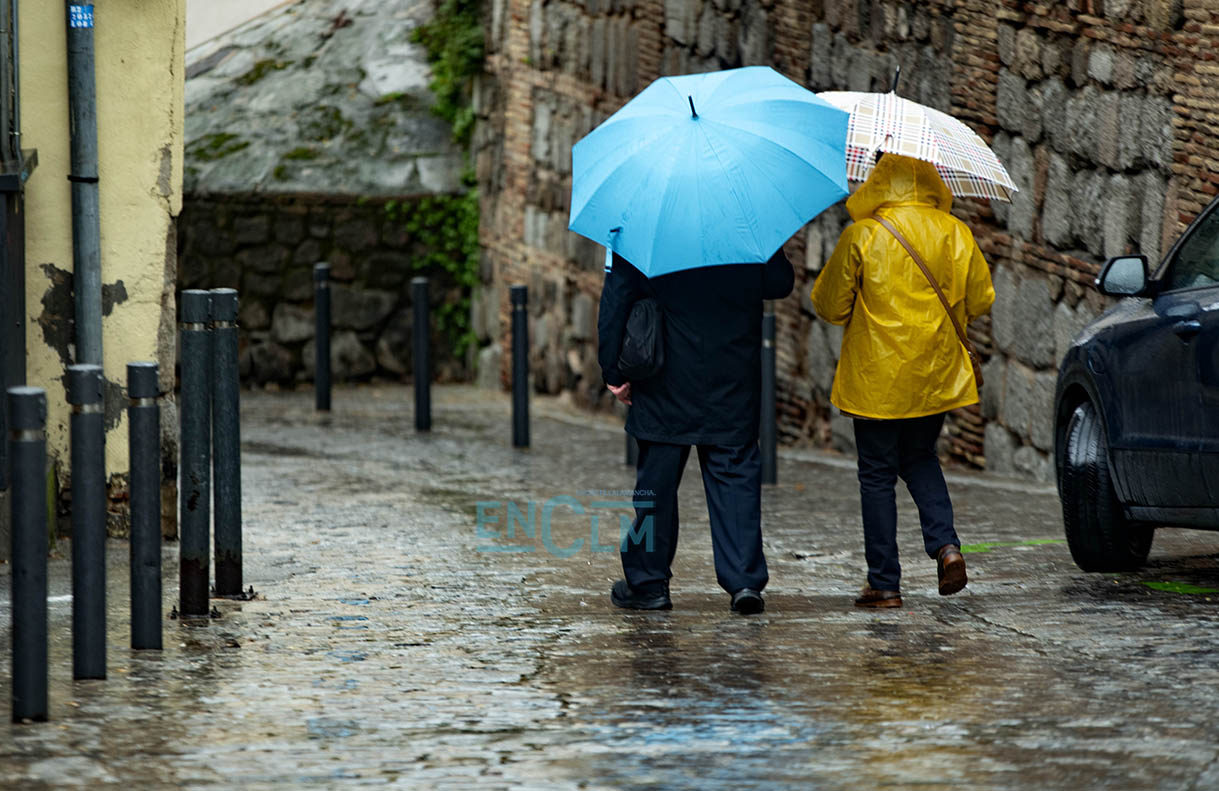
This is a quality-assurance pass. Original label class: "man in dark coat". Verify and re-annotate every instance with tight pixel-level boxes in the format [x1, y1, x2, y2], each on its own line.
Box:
[597, 248, 795, 614]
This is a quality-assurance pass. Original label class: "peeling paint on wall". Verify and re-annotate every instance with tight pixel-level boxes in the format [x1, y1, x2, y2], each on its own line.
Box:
[37, 263, 74, 368]
[103, 377, 124, 433]
[101, 279, 128, 317]
[157, 144, 174, 199]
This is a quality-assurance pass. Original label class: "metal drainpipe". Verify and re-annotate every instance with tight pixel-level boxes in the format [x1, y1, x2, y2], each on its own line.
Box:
[11, 0, 20, 159]
[66, 2, 101, 366]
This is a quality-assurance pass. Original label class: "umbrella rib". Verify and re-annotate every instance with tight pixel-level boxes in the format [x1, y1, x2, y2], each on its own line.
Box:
[705, 109, 847, 174]
[573, 123, 680, 179]
[700, 119, 815, 240]
[659, 74, 693, 108]
[694, 121, 766, 260]
[640, 127, 694, 272]
[570, 124, 684, 220]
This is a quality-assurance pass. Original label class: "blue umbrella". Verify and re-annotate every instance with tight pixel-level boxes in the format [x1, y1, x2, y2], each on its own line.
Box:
[568, 66, 849, 278]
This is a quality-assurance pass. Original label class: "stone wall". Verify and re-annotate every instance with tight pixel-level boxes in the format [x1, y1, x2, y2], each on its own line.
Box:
[178, 196, 469, 387]
[476, 0, 1212, 480]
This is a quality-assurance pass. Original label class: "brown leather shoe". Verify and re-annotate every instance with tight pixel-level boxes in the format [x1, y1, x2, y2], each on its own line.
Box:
[937, 544, 967, 596]
[854, 586, 902, 608]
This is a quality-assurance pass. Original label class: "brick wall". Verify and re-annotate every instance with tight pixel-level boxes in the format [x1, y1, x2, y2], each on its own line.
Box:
[476, 0, 1206, 479]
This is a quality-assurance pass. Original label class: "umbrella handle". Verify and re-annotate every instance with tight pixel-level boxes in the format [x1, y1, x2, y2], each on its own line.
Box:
[604, 227, 622, 273]
[873, 133, 895, 165]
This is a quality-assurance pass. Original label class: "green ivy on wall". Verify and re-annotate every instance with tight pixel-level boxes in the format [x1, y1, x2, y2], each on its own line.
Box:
[410, 0, 485, 148]
[385, 180, 480, 357]
[385, 0, 486, 363]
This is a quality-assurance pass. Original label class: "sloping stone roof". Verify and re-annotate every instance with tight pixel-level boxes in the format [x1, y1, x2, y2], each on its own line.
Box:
[185, 0, 463, 197]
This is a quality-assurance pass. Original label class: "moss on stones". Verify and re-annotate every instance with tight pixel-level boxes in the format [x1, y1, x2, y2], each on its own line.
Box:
[283, 146, 320, 161]
[237, 58, 294, 86]
[189, 133, 250, 162]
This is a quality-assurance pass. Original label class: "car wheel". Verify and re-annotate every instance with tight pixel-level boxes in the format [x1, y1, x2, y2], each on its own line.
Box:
[1060, 400, 1154, 571]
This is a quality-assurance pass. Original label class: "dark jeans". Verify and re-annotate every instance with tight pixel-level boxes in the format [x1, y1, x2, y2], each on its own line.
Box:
[623, 439, 768, 595]
[853, 412, 959, 592]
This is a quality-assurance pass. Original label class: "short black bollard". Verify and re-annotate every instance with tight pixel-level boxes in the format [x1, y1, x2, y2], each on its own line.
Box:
[412, 276, 431, 432]
[511, 285, 529, 448]
[210, 289, 242, 597]
[127, 362, 162, 650]
[179, 290, 212, 619]
[67, 364, 107, 680]
[625, 410, 639, 466]
[9, 387, 48, 722]
[314, 263, 331, 412]
[760, 310, 777, 485]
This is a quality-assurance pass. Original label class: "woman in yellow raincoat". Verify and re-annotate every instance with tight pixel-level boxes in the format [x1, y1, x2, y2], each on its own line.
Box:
[811, 153, 995, 608]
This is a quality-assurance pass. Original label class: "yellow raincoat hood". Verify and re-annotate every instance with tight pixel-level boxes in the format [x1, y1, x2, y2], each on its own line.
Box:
[845, 154, 954, 220]
[811, 155, 995, 419]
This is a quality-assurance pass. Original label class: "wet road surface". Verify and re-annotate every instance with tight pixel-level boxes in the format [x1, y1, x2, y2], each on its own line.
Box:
[2, 385, 1219, 789]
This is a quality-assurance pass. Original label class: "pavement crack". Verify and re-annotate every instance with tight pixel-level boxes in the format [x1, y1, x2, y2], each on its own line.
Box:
[947, 605, 1103, 664]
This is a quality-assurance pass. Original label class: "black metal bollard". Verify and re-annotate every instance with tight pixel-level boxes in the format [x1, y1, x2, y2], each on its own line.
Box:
[210, 289, 242, 597]
[760, 311, 777, 485]
[66, 364, 107, 679]
[179, 290, 212, 618]
[127, 362, 161, 650]
[9, 387, 48, 722]
[511, 285, 529, 448]
[412, 277, 431, 432]
[314, 263, 331, 412]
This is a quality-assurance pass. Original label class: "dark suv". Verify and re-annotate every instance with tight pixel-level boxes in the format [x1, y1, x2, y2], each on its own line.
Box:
[1055, 195, 1219, 571]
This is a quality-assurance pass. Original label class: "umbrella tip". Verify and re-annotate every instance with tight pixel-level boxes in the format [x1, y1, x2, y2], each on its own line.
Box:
[890, 65, 901, 94]
[688, 95, 697, 119]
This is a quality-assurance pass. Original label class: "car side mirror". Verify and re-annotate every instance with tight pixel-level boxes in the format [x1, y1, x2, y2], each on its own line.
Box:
[1097, 255, 1149, 297]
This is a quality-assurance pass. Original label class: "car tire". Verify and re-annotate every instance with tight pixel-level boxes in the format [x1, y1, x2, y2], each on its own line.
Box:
[1061, 400, 1154, 571]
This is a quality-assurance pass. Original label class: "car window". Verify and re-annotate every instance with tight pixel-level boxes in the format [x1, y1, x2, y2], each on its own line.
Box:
[1164, 207, 1219, 291]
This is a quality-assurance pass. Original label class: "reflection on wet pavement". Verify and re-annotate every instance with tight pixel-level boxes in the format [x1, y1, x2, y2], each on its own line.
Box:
[2, 385, 1218, 789]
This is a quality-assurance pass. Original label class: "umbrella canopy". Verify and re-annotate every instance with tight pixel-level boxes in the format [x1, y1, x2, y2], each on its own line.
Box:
[818, 91, 1017, 202]
[569, 66, 849, 278]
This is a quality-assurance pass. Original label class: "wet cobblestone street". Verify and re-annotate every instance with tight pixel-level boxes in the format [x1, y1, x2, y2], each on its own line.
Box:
[3, 385, 1219, 789]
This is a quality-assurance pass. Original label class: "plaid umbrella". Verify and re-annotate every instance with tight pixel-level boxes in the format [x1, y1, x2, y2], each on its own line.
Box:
[817, 91, 1017, 202]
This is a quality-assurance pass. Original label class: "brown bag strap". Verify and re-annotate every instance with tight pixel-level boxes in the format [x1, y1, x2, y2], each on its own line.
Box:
[871, 214, 978, 362]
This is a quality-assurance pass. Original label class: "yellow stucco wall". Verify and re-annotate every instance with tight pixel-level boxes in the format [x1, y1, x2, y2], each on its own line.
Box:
[19, 1, 184, 496]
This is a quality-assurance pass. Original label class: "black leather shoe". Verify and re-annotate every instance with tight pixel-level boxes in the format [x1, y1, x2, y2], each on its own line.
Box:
[730, 588, 765, 614]
[611, 579, 672, 610]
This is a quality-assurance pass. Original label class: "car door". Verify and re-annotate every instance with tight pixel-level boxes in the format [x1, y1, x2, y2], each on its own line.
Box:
[1101, 291, 1212, 507]
[1106, 202, 1219, 508]
[1191, 289, 1219, 504]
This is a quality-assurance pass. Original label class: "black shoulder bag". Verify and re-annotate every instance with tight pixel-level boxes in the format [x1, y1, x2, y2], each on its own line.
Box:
[617, 297, 664, 381]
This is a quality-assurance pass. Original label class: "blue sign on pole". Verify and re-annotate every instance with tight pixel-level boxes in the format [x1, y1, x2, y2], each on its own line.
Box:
[69, 5, 94, 29]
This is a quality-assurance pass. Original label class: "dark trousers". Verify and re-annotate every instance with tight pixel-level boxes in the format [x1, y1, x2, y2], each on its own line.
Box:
[853, 412, 958, 592]
[623, 439, 769, 595]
